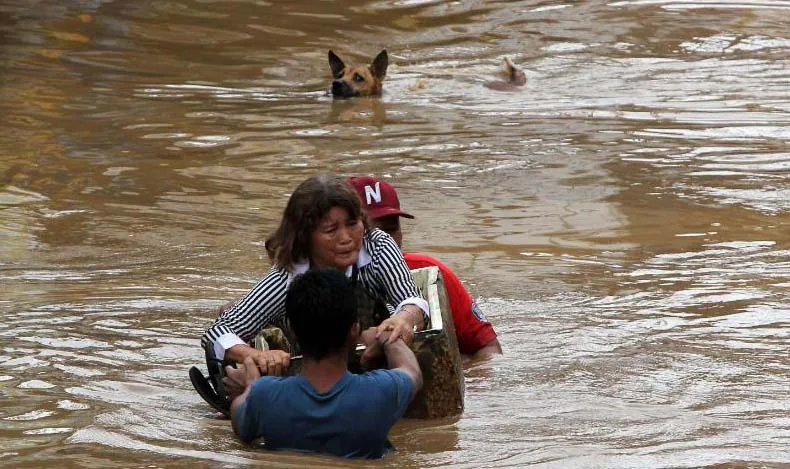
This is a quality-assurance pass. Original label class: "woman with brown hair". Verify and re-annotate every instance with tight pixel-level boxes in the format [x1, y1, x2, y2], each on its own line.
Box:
[195, 174, 428, 413]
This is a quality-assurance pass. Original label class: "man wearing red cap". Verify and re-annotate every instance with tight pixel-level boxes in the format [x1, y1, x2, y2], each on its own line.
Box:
[348, 176, 502, 358]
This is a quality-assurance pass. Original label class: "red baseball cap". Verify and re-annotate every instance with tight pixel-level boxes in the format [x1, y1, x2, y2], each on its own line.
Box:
[347, 176, 415, 220]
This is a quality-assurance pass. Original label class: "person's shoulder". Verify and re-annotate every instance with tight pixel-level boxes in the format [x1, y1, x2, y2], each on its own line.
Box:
[405, 252, 470, 304]
[249, 375, 296, 395]
[403, 252, 457, 276]
[403, 251, 444, 267]
[261, 265, 291, 283]
[354, 369, 415, 416]
[362, 368, 408, 378]
[356, 368, 414, 389]
[363, 228, 400, 257]
[365, 227, 390, 244]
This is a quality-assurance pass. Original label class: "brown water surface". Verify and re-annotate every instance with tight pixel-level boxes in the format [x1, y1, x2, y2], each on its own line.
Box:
[2, 0, 790, 467]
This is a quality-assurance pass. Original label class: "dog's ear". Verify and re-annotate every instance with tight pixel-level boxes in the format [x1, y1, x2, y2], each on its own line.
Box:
[503, 57, 526, 85]
[370, 49, 388, 80]
[328, 50, 346, 78]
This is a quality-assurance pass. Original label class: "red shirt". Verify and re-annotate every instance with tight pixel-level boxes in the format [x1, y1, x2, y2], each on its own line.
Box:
[403, 252, 498, 355]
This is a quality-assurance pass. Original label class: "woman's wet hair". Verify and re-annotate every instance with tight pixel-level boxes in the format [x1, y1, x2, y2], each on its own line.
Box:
[265, 174, 368, 269]
[286, 268, 358, 360]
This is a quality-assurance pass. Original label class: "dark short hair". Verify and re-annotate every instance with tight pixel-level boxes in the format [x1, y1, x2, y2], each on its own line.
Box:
[265, 174, 368, 270]
[285, 268, 358, 360]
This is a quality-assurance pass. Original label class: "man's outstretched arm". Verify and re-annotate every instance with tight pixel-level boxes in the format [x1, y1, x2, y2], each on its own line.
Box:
[228, 356, 263, 443]
[362, 328, 423, 398]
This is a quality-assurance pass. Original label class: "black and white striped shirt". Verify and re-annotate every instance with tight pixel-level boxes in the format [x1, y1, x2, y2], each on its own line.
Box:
[201, 228, 428, 360]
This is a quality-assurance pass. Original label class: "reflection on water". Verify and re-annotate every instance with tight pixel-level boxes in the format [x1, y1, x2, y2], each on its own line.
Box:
[2, 0, 790, 467]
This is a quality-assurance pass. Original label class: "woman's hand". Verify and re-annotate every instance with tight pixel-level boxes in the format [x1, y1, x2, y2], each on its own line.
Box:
[223, 349, 290, 399]
[376, 310, 416, 345]
[245, 349, 291, 377]
[226, 344, 290, 376]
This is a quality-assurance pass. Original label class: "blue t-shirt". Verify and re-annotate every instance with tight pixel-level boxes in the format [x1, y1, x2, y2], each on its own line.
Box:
[234, 369, 415, 459]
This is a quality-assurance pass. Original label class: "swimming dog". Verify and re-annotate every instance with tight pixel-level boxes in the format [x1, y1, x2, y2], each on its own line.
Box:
[328, 49, 388, 98]
[484, 57, 526, 91]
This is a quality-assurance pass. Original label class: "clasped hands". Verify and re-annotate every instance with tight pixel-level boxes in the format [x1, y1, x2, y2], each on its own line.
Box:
[223, 349, 290, 400]
[360, 309, 418, 368]
[223, 308, 419, 398]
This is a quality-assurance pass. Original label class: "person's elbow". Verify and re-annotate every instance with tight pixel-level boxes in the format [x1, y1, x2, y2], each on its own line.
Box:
[230, 395, 254, 443]
[400, 363, 422, 398]
[232, 424, 255, 445]
[472, 338, 503, 359]
[392, 362, 422, 399]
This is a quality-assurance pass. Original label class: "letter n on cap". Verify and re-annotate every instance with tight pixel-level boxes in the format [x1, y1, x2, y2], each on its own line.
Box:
[364, 182, 382, 205]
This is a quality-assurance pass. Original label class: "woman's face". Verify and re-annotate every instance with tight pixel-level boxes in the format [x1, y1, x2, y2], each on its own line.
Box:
[310, 206, 364, 270]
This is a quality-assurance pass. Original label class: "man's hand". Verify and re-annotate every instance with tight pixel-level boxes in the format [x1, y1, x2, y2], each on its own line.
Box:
[223, 365, 247, 400]
[224, 348, 290, 392]
[229, 355, 269, 437]
[360, 327, 384, 369]
[225, 348, 292, 398]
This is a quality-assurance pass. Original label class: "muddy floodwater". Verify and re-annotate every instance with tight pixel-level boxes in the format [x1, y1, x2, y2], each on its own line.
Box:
[2, 0, 790, 467]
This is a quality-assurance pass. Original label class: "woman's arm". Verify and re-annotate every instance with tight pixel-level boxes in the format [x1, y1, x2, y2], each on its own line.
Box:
[371, 231, 428, 314]
[201, 267, 290, 361]
[366, 230, 429, 343]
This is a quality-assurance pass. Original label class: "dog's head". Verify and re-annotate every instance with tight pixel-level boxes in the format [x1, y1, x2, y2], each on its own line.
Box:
[328, 49, 388, 98]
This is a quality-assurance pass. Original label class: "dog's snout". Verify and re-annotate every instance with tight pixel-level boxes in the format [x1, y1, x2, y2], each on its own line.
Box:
[331, 80, 356, 98]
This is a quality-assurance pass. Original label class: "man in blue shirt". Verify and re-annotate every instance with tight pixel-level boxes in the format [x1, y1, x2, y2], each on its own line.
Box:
[226, 268, 423, 458]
